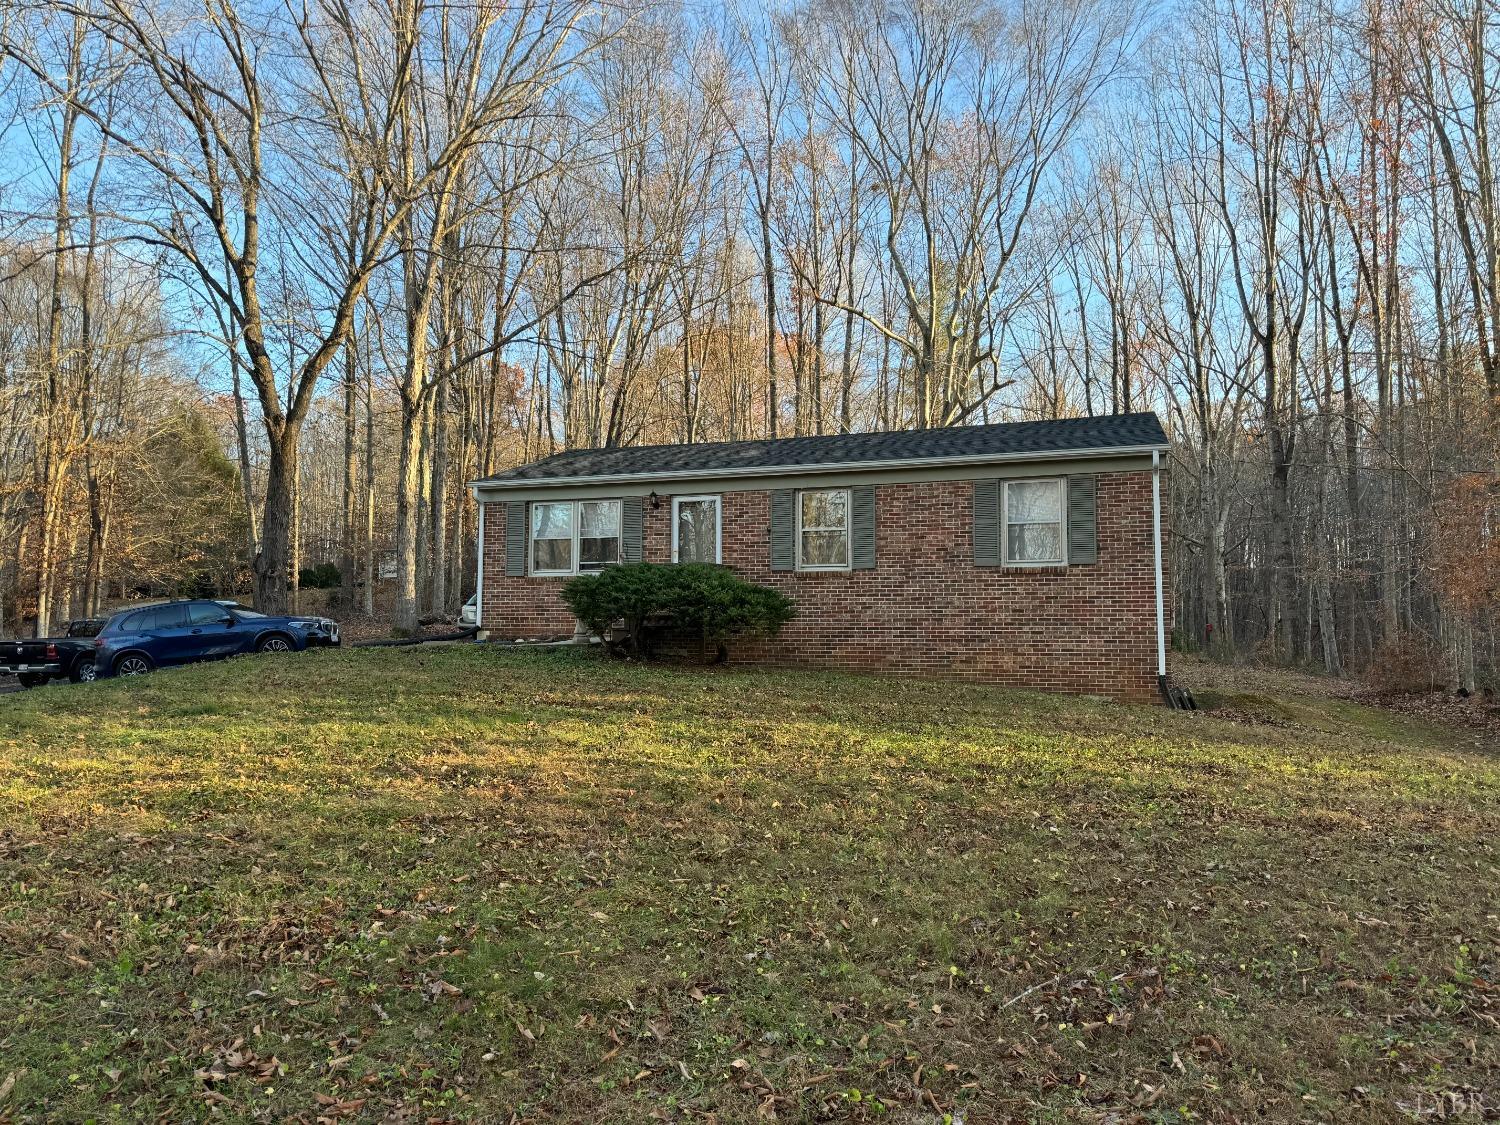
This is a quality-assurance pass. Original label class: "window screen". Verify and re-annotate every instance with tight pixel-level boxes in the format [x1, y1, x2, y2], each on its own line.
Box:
[798, 489, 849, 569]
[1004, 479, 1065, 565]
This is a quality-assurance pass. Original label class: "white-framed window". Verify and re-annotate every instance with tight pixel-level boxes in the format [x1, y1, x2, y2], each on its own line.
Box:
[531, 501, 574, 575]
[797, 488, 849, 570]
[578, 499, 621, 572]
[531, 499, 621, 576]
[672, 495, 721, 563]
[1003, 478, 1066, 566]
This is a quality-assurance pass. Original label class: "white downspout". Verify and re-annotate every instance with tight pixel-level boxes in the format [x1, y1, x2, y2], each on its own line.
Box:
[1152, 449, 1166, 681]
[474, 495, 486, 640]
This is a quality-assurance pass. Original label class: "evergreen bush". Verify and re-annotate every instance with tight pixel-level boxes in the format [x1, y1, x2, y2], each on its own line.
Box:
[561, 563, 794, 659]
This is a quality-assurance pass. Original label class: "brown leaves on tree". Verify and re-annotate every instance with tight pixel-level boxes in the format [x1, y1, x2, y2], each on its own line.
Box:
[1430, 474, 1500, 616]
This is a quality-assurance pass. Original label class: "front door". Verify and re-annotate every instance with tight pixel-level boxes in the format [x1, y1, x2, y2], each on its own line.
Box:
[185, 602, 240, 659]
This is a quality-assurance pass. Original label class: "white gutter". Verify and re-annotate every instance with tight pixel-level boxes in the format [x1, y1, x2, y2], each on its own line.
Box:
[474, 500, 486, 636]
[1152, 449, 1167, 679]
[468, 442, 1171, 496]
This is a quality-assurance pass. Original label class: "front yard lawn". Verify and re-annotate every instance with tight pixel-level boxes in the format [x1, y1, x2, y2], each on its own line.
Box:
[0, 646, 1496, 1122]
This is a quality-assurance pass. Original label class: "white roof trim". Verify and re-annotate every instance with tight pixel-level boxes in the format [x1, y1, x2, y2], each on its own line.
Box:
[468, 443, 1168, 496]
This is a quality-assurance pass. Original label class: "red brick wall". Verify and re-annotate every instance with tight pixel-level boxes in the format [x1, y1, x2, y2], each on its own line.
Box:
[480, 470, 1168, 702]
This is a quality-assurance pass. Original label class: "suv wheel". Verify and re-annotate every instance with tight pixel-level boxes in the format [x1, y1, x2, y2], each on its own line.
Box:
[257, 634, 292, 653]
[116, 654, 153, 676]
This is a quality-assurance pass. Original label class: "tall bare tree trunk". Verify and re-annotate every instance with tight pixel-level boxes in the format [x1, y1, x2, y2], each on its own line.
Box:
[33, 21, 83, 637]
[363, 349, 376, 618]
[393, 396, 425, 632]
[430, 377, 448, 616]
[339, 197, 360, 609]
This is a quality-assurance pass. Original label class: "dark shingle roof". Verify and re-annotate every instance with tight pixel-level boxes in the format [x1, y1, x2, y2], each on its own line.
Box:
[476, 412, 1167, 487]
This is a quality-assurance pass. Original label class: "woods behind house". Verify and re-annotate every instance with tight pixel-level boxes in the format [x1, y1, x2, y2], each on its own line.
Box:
[0, 0, 1496, 688]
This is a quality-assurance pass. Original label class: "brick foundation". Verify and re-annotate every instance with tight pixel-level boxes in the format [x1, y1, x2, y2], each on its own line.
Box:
[479, 471, 1168, 703]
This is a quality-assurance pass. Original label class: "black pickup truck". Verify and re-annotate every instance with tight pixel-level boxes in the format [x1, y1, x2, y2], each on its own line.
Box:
[0, 618, 106, 687]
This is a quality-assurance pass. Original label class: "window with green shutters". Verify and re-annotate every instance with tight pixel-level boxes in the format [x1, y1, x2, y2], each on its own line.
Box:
[519, 498, 630, 576]
[769, 486, 876, 572]
[973, 474, 1097, 567]
[1003, 478, 1065, 566]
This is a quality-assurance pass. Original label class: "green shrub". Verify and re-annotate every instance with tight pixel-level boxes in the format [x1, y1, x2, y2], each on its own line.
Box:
[561, 563, 794, 659]
[297, 562, 342, 590]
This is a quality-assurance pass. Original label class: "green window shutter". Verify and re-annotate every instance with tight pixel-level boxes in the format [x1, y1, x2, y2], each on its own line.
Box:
[770, 490, 795, 571]
[1067, 475, 1098, 565]
[973, 479, 1000, 566]
[621, 496, 644, 562]
[505, 501, 526, 576]
[850, 485, 876, 569]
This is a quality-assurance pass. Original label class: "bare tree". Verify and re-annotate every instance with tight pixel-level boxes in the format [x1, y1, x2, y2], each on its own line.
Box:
[800, 0, 1135, 428]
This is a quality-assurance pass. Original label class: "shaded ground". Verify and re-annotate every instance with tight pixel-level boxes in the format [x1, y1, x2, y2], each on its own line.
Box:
[0, 647, 1496, 1122]
[336, 617, 473, 645]
[1178, 653, 1500, 748]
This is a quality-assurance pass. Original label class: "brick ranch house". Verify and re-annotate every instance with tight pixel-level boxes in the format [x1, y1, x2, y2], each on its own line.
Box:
[469, 413, 1172, 703]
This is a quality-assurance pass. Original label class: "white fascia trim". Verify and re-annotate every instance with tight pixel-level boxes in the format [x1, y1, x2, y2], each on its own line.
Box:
[1152, 449, 1167, 678]
[474, 501, 485, 629]
[467, 442, 1170, 498]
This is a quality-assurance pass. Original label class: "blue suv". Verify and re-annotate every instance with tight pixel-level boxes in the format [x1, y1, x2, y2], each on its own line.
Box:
[94, 600, 339, 678]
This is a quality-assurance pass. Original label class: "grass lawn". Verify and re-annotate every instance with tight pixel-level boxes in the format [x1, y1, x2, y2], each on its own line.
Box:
[0, 646, 1497, 1123]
